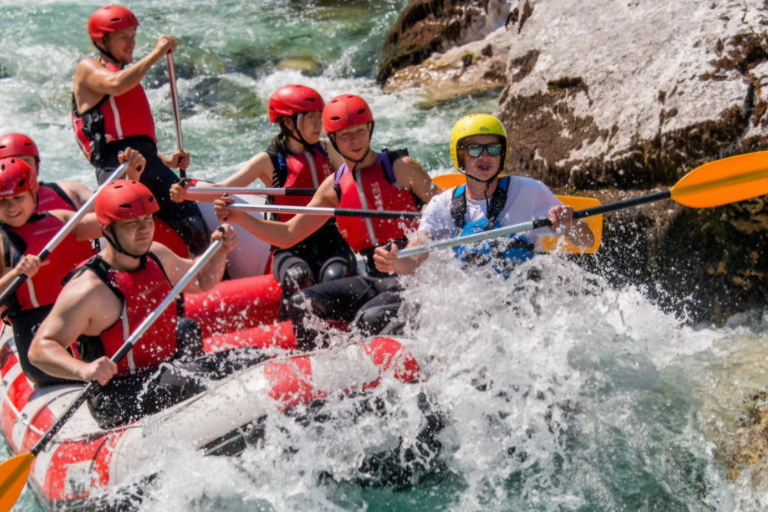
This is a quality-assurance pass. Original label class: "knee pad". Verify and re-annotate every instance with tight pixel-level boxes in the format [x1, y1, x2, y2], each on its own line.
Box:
[319, 256, 354, 283]
[283, 260, 314, 291]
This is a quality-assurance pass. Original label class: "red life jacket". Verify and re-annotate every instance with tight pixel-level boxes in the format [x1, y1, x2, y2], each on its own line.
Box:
[77, 253, 177, 377]
[267, 143, 334, 222]
[4, 213, 95, 312]
[71, 62, 157, 163]
[37, 183, 76, 213]
[333, 150, 419, 253]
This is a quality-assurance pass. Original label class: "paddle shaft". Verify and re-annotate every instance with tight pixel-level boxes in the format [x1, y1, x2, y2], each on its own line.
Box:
[28, 239, 223, 457]
[398, 190, 671, 257]
[188, 187, 316, 197]
[167, 53, 185, 179]
[228, 203, 422, 219]
[0, 163, 131, 307]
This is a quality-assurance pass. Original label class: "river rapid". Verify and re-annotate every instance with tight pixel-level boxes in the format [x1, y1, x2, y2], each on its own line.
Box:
[2, 1, 768, 510]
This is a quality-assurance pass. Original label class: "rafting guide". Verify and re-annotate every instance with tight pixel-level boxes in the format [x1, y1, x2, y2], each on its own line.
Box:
[71, 5, 210, 256]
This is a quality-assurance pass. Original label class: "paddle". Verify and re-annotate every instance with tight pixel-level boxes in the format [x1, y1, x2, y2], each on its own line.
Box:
[431, 173, 603, 254]
[227, 203, 421, 220]
[399, 151, 768, 258]
[0, 238, 224, 512]
[167, 53, 185, 179]
[0, 162, 130, 309]
[187, 186, 316, 198]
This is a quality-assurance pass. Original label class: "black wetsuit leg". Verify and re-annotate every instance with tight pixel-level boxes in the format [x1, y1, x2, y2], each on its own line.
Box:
[285, 275, 402, 350]
[93, 136, 210, 254]
[10, 305, 74, 386]
[87, 364, 207, 429]
[273, 220, 356, 320]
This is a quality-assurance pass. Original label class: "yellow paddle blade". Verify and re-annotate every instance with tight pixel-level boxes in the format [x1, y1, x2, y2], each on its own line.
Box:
[541, 196, 603, 254]
[431, 173, 603, 254]
[671, 151, 768, 208]
[0, 453, 34, 512]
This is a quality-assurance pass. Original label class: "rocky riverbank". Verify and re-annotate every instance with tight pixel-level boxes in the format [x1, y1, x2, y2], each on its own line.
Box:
[380, 0, 768, 323]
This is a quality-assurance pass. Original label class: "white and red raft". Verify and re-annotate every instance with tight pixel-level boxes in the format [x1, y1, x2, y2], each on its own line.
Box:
[0, 327, 421, 511]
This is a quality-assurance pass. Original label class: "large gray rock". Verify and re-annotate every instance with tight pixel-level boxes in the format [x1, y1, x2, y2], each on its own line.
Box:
[380, 0, 768, 322]
[498, 0, 768, 189]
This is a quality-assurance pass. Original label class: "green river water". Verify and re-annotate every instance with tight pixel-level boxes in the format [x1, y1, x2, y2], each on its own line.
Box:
[2, 1, 768, 511]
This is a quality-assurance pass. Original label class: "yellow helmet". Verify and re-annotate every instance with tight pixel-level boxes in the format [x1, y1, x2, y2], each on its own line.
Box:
[450, 114, 507, 172]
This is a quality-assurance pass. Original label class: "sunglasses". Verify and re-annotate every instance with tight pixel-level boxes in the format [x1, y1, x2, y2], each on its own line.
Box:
[462, 143, 503, 158]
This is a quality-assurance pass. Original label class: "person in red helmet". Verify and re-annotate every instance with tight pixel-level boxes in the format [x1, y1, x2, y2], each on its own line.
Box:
[72, 5, 210, 256]
[0, 157, 137, 385]
[215, 94, 438, 349]
[171, 84, 354, 314]
[29, 180, 238, 428]
[0, 133, 93, 212]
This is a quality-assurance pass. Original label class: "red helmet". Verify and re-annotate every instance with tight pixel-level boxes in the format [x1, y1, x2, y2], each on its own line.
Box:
[88, 5, 139, 41]
[268, 85, 325, 124]
[95, 180, 159, 226]
[322, 94, 374, 135]
[0, 134, 39, 162]
[0, 158, 39, 198]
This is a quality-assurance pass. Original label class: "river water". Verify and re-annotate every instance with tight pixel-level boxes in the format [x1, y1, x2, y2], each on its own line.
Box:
[2, 1, 768, 511]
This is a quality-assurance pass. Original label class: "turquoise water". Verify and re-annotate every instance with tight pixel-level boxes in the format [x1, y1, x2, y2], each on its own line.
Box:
[2, 1, 767, 511]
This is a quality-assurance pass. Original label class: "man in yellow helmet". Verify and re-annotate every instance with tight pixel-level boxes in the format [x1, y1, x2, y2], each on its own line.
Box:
[374, 114, 594, 275]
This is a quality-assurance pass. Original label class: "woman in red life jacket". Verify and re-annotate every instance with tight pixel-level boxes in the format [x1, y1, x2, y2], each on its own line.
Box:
[171, 84, 355, 313]
[28, 180, 240, 428]
[71, 5, 210, 256]
[0, 133, 93, 212]
[0, 157, 120, 385]
[215, 94, 438, 350]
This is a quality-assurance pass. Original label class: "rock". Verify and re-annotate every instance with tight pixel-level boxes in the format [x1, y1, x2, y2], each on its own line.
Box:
[380, 0, 768, 323]
[378, 0, 510, 85]
[275, 57, 321, 77]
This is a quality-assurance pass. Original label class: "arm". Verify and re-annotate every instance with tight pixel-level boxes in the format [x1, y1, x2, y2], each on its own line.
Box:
[28, 278, 120, 385]
[214, 174, 338, 248]
[54, 181, 93, 209]
[152, 224, 237, 293]
[170, 152, 275, 203]
[74, 37, 176, 100]
[49, 210, 102, 241]
[392, 156, 439, 205]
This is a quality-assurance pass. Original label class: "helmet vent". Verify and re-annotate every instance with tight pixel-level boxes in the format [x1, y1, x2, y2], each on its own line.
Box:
[119, 203, 132, 209]
[148, 197, 155, 203]
[330, 116, 340, 121]
[110, 17, 121, 22]
[18, 179, 25, 187]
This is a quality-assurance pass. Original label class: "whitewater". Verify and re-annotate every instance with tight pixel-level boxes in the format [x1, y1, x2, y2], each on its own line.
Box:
[2, 1, 768, 510]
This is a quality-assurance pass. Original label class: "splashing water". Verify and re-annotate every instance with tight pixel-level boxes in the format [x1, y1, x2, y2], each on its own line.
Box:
[3, 1, 768, 510]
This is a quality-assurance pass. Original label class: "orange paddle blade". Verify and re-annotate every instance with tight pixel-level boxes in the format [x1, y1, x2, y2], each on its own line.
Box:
[431, 173, 603, 254]
[671, 151, 768, 208]
[432, 173, 465, 190]
[0, 453, 34, 512]
[541, 196, 603, 254]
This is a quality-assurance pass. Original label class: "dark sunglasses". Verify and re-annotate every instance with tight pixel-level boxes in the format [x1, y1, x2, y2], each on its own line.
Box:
[462, 143, 503, 158]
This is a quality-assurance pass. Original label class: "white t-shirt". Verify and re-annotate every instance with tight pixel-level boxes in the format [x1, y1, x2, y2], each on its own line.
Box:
[418, 176, 562, 244]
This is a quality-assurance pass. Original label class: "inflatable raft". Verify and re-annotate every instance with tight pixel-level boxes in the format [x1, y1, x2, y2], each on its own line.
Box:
[0, 323, 421, 511]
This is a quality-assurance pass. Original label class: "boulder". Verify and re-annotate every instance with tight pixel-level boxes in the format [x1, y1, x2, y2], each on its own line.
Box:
[380, 0, 768, 322]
